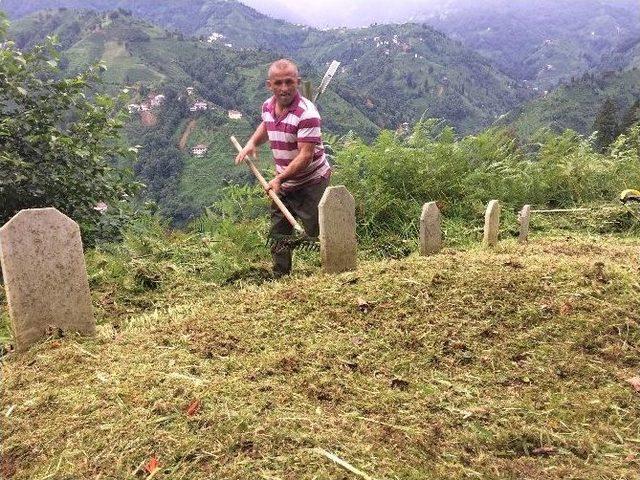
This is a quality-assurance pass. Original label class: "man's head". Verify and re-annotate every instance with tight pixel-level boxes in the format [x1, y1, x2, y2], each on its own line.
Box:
[267, 59, 300, 108]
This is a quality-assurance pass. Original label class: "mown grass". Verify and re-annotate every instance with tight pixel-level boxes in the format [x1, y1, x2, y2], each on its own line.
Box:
[1, 232, 639, 479]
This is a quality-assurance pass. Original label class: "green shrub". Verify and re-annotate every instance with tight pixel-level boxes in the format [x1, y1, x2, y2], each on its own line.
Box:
[0, 16, 141, 243]
[333, 120, 640, 254]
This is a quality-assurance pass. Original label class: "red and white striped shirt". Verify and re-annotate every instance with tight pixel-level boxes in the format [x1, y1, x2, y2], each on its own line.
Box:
[262, 93, 331, 191]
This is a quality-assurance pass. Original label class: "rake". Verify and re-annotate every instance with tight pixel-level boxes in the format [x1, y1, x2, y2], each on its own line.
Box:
[230, 136, 319, 252]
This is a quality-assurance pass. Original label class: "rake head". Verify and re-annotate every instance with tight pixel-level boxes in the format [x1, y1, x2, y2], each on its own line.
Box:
[266, 233, 320, 253]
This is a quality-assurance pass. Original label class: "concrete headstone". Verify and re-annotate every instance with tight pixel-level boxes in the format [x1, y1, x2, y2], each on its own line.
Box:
[0, 208, 95, 350]
[518, 205, 531, 244]
[420, 202, 442, 255]
[318, 186, 357, 273]
[483, 200, 501, 247]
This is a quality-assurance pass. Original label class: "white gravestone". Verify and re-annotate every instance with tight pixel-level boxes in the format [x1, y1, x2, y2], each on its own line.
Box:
[483, 200, 501, 247]
[0, 208, 95, 350]
[518, 204, 531, 244]
[318, 186, 357, 273]
[420, 202, 442, 255]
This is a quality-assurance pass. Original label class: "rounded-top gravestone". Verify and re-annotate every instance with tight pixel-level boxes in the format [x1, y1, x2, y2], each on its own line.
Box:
[0, 208, 95, 351]
[318, 186, 357, 274]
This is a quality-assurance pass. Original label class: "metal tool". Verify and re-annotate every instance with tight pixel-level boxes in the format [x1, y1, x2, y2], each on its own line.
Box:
[313, 60, 341, 102]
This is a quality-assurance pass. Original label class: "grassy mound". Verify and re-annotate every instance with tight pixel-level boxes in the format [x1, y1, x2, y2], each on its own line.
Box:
[1, 236, 639, 479]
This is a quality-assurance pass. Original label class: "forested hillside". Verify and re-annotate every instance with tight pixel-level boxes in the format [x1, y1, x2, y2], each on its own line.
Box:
[6, 3, 531, 133]
[2, 0, 313, 50]
[297, 23, 527, 132]
[506, 68, 640, 138]
[597, 36, 640, 73]
[7, 0, 638, 91]
[416, 0, 640, 88]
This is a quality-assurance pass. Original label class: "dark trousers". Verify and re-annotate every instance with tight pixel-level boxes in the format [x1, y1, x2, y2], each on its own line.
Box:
[270, 177, 329, 275]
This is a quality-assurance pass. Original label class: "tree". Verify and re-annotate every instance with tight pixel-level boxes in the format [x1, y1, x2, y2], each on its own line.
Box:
[592, 97, 619, 152]
[620, 100, 640, 134]
[0, 15, 141, 241]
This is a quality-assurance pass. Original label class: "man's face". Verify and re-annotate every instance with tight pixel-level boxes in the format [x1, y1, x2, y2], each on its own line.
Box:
[267, 66, 300, 108]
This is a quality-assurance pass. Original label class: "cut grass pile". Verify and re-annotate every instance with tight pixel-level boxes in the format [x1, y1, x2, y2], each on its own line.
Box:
[1, 236, 639, 479]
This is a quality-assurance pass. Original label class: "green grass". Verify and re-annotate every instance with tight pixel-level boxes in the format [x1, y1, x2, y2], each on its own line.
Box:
[64, 35, 106, 73]
[98, 40, 166, 85]
[1, 231, 639, 479]
[178, 112, 271, 209]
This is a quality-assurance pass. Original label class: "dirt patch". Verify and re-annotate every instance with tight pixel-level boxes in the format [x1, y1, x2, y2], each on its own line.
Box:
[179, 119, 197, 150]
[140, 111, 157, 127]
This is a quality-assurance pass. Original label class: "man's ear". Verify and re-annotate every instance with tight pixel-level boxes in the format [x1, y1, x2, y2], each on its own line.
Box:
[265, 79, 272, 89]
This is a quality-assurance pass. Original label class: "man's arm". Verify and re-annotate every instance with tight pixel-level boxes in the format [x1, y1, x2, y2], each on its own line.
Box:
[234, 122, 268, 165]
[266, 142, 315, 194]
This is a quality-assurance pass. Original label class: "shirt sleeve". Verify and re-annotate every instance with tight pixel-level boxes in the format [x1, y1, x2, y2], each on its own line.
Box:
[297, 109, 322, 144]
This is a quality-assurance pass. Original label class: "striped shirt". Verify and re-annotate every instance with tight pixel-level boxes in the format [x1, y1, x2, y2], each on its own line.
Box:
[261, 93, 331, 191]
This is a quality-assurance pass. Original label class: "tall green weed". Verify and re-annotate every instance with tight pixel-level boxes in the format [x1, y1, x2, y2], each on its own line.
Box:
[333, 121, 640, 254]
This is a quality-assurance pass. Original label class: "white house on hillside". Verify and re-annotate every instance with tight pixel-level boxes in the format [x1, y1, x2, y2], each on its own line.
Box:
[150, 94, 165, 107]
[190, 101, 208, 112]
[228, 110, 242, 120]
[192, 144, 208, 157]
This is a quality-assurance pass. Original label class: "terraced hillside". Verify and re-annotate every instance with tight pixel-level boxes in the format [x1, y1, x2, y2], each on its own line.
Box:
[6, 5, 530, 133]
[1, 235, 639, 478]
[506, 68, 640, 137]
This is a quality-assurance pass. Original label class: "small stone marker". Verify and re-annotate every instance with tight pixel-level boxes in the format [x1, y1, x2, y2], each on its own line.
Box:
[483, 200, 501, 247]
[518, 204, 531, 243]
[0, 208, 95, 351]
[420, 202, 442, 255]
[319, 186, 357, 273]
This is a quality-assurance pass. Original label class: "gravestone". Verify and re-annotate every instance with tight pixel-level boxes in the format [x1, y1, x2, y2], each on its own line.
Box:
[318, 186, 357, 273]
[0, 208, 95, 351]
[518, 205, 531, 244]
[420, 202, 442, 255]
[483, 200, 501, 247]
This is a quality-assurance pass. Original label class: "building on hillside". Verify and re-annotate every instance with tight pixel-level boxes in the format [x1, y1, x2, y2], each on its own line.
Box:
[228, 110, 243, 120]
[93, 202, 108, 214]
[186, 87, 195, 96]
[150, 94, 165, 107]
[127, 104, 141, 113]
[208, 32, 225, 43]
[190, 101, 208, 112]
[192, 144, 208, 157]
[395, 122, 410, 136]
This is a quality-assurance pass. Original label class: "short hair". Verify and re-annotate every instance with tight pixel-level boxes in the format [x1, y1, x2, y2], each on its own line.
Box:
[268, 59, 299, 79]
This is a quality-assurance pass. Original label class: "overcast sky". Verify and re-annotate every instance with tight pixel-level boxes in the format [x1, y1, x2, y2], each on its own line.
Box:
[239, 0, 454, 28]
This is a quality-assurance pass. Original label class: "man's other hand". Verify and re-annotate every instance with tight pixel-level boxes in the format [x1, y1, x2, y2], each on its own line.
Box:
[266, 176, 282, 195]
[235, 142, 256, 165]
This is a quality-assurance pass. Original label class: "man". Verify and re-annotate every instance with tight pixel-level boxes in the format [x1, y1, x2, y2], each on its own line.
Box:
[235, 59, 331, 276]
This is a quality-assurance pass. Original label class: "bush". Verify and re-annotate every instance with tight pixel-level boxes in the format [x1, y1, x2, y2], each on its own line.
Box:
[0, 15, 141, 244]
[333, 119, 640, 255]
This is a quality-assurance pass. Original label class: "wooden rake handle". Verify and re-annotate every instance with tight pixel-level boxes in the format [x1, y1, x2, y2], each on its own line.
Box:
[230, 136, 304, 234]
